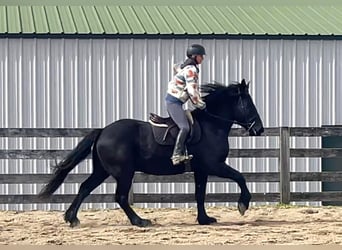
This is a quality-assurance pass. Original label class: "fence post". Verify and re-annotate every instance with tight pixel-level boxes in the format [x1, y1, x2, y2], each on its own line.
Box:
[279, 127, 290, 204]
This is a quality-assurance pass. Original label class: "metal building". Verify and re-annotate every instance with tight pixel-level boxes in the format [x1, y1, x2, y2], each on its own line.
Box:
[1, 0, 342, 210]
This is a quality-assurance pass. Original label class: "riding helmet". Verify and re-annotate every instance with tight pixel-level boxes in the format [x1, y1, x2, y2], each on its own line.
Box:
[186, 44, 206, 58]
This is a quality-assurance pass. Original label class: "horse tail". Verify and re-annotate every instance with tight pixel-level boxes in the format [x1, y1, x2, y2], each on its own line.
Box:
[38, 129, 102, 199]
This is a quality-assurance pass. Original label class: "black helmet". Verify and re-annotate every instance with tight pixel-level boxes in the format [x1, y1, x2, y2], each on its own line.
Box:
[186, 44, 206, 58]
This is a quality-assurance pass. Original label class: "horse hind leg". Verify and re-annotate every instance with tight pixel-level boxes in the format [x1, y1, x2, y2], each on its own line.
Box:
[97, 141, 151, 227]
[114, 171, 152, 227]
[64, 152, 109, 227]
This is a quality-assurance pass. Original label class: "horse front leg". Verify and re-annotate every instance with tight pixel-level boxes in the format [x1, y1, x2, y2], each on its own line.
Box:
[194, 170, 217, 225]
[208, 162, 251, 216]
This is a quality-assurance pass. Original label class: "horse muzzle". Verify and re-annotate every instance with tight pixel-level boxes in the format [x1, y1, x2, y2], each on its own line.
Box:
[247, 120, 264, 136]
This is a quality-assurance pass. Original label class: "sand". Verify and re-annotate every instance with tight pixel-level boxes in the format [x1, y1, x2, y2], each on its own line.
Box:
[1, 205, 342, 245]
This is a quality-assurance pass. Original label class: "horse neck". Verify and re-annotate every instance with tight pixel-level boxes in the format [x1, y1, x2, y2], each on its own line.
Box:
[192, 109, 234, 137]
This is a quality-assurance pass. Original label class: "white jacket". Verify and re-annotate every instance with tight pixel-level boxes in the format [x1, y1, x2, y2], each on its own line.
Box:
[167, 63, 206, 109]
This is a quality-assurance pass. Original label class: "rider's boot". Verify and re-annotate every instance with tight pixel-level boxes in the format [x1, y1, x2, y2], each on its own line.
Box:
[171, 129, 193, 165]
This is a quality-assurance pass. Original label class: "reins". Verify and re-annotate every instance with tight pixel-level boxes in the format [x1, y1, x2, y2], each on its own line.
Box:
[204, 109, 255, 129]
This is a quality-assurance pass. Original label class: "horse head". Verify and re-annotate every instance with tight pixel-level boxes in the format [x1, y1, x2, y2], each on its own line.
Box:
[201, 79, 264, 136]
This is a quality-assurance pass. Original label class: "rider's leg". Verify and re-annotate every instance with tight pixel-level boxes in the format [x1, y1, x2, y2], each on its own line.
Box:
[166, 102, 192, 165]
[172, 128, 192, 165]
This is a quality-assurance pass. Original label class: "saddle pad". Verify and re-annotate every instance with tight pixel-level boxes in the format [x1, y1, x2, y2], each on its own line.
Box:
[150, 119, 201, 146]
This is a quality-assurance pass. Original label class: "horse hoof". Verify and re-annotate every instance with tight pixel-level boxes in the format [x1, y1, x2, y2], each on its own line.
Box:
[238, 202, 247, 216]
[198, 216, 217, 225]
[133, 219, 152, 227]
[69, 218, 80, 228]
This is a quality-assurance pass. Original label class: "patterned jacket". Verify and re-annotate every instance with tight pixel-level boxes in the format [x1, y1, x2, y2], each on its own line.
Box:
[166, 63, 206, 109]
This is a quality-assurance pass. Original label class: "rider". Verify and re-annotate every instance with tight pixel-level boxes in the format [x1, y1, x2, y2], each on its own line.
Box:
[165, 44, 207, 165]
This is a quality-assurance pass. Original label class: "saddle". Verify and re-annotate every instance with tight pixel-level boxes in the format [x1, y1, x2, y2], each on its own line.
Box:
[149, 110, 201, 146]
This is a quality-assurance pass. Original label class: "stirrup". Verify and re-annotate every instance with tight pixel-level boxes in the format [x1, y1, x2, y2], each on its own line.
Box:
[171, 154, 193, 165]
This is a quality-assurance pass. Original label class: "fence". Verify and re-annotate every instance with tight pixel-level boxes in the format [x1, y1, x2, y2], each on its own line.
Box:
[1, 127, 342, 206]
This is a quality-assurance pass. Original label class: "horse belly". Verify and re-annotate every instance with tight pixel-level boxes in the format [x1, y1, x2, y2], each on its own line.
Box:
[137, 158, 187, 175]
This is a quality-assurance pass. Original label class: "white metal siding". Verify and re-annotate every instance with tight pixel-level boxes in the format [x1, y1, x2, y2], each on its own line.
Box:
[0, 38, 340, 210]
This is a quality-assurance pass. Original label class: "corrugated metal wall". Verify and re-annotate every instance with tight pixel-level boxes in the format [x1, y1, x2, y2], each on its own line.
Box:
[1, 38, 341, 210]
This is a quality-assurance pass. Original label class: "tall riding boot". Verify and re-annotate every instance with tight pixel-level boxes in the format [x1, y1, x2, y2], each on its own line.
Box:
[171, 129, 193, 165]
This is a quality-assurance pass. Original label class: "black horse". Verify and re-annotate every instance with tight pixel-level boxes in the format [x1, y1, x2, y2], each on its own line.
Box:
[39, 79, 264, 227]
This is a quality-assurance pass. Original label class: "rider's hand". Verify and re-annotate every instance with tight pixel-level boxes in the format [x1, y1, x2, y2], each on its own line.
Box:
[196, 101, 206, 110]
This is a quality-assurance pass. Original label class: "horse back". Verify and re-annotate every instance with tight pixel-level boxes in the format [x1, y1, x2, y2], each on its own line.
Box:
[98, 118, 166, 157]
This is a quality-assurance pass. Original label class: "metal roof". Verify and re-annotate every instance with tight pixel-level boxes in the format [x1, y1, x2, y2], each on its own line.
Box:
[1, 0, 342, 37]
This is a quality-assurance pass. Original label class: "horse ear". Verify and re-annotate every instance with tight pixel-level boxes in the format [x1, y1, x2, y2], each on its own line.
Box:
[241, 79, 246, 86]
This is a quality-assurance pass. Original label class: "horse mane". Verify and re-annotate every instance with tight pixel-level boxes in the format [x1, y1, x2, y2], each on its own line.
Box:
[200, 80, 244, 104]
